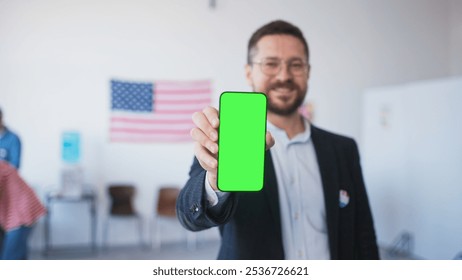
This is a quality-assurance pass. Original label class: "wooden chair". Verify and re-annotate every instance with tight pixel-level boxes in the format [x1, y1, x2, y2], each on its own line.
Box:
[103, 184, 143, 248]
[151, 185, 196, 250]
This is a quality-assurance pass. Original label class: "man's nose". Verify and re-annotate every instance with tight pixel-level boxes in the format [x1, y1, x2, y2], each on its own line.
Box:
[275, 62, 292, 81]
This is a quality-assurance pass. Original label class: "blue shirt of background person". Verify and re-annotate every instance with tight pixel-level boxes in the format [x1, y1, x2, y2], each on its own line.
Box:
[0, 108, 21, 169]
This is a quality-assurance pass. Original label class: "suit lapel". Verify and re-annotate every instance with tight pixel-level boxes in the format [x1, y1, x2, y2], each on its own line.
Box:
[263, 150, 283, 242]
[311, 125, 340, 259]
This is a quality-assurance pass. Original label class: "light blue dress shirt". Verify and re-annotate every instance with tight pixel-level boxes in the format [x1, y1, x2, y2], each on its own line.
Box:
[267, 119, 329, 259]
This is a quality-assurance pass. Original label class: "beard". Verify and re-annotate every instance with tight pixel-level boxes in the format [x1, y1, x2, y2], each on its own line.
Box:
[264, 80, 306, 116]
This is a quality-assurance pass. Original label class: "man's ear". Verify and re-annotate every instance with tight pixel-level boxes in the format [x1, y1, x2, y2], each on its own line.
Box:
[245, 64, 254, 87]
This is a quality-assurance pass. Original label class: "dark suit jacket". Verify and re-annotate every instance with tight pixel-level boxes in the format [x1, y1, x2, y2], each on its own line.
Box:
[176, 125, 379, 259]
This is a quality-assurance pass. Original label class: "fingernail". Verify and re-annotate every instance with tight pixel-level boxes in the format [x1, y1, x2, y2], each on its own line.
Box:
[210, 131, 217, 140]
[212, 119, 218, 127]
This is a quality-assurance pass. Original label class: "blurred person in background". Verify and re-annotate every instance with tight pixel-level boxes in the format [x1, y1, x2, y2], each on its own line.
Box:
[0, 107, 21, 169]
[0, 161, 46, 259]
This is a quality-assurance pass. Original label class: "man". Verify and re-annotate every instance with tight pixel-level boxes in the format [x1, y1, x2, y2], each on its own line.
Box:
[176, 20, 379, 259]
[0, 108, 21, 169]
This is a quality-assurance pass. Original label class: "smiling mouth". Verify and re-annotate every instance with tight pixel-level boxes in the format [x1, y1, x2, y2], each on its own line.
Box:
[271, 87, 295, 97]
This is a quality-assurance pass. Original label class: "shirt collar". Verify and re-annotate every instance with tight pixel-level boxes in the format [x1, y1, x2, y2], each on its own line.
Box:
[267, 117, 311, 145]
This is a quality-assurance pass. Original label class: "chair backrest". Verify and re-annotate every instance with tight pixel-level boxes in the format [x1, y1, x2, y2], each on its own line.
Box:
[156, 186, 180, 217]
[108, 185, 136, 216]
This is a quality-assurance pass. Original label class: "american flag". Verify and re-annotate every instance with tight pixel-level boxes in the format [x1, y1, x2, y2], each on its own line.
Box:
[110, 79, 212, 142]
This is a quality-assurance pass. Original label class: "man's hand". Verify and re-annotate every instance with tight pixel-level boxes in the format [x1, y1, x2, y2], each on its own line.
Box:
[190, 106, 274, 190]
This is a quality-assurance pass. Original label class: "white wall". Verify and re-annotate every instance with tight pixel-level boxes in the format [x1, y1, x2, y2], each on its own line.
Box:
[0, 0, 459, 251]
[361, 77, 462, 260]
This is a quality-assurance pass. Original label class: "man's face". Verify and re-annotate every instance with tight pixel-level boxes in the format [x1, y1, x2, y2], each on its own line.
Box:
[246, 34, 310, 116]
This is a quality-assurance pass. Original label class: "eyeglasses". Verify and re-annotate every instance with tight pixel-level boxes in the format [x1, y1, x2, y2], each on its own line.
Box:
[252, 58, 308, 76]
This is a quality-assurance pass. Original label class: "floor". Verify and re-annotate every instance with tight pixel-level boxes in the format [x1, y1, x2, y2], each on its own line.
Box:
[30, 240, 221, 260]
[29, 240, 418, 260]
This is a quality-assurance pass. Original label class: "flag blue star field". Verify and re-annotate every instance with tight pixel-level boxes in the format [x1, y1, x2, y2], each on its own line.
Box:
[110, 79, 212, 142]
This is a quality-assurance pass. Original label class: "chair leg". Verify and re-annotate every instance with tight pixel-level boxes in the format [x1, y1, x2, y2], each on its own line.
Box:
[102, 218, 109, 249]
[154, 217, 161, 250]
[150, 216, 157, 250]
[137, 216, 144, 248]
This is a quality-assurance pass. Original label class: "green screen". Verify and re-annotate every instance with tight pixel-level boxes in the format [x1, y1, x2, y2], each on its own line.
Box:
[217, 92, 267, 191]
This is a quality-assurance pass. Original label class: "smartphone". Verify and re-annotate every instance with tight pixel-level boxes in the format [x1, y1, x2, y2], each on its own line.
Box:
[217, 92, 267, 192]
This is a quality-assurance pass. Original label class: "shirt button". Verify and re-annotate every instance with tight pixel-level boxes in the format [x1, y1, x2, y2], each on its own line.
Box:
[298, 250, 303, 258]
[294, 212, 299, 220]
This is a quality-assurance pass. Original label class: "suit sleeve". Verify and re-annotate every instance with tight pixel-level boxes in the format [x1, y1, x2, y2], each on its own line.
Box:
[350, 141, 380, 259]
[176, 157, 237, 231]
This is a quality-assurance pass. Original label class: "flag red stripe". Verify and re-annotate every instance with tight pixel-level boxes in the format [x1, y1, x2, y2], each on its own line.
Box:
[110, 136, 191, 142]
[111, 117, 192, 124]
[154, 109, 199, 115]
[156, 89, 211, 95]
[111, 128, 191, 134]
[154, 98, 211, 105]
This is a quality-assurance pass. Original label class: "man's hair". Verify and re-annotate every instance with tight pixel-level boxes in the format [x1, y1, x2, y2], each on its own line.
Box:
[0, 107, 2, 120]
[247, 20, 309, 64]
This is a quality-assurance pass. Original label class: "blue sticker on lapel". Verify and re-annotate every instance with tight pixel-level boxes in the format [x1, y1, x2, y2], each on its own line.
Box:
[339, 189, 350, 208]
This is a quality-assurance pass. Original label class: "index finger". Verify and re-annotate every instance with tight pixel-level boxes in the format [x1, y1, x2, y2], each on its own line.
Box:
[202, 106, 219, 129]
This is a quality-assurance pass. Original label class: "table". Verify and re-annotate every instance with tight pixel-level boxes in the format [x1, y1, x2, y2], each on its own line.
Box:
[43, 190, 97, 255]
